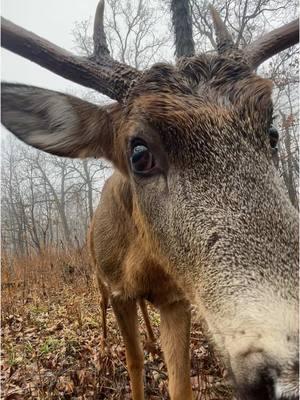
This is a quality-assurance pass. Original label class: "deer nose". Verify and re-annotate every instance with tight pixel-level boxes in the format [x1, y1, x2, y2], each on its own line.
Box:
[238, 368, 277, 400]
[236, 354, 299, 400]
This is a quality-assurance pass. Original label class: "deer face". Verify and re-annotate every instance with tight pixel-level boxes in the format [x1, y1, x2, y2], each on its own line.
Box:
[122, 63, 299, 400]
[2, 54, 298, 400]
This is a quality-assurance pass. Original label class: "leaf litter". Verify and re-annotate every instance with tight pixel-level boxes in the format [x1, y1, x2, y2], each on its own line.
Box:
[1, 250, 233, 399]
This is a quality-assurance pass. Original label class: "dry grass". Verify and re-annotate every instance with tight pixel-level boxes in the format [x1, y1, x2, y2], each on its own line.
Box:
[1, 248, 233, 399]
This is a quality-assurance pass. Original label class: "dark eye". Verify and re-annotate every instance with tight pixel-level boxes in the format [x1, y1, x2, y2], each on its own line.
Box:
[268, 126, 279, 149]
[130, 143, 155, 175]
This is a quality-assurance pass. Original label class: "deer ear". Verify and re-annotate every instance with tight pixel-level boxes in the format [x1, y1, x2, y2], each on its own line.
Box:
[1, 83, 122, 160]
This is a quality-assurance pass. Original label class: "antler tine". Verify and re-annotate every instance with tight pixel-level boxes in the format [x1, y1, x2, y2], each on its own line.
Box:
[90, 0, 141, 99]
[209, 4, 235, 54]
[245, 19, 299, 69]
[93, 0, 110, 60]
[1, 0, 141, 102]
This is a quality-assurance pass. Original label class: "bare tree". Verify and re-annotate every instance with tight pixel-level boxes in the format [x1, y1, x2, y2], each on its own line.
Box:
[265, 46, 299, 207]
[1, 136, 109, 255]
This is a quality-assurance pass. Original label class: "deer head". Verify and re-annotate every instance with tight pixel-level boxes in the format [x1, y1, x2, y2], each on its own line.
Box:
[1, 2, 299, 399]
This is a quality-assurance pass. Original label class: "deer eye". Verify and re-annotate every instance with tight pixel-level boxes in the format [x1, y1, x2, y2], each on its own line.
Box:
[268, 126, 279, 149]
[130, 143, 156, 176]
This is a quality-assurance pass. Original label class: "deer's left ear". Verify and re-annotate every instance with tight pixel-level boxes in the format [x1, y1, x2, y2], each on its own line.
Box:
[1, 83, 122, 160]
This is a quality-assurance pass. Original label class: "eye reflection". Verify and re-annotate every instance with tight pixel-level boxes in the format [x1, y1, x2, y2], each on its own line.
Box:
[131, 144, 154, 174]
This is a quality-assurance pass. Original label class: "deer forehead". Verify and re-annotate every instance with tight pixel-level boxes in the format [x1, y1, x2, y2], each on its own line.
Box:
[119, 93, 269, 161]
[117, 60, 273, 157]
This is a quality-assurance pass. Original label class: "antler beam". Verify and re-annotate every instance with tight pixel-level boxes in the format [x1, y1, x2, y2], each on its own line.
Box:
[246, 19, 299, 68]
[171, 0, 195, 58]
[1, 1, 140, 102]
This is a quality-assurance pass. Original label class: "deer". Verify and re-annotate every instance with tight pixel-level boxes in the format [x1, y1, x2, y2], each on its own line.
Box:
[1, 1, 299, 399]
[90, 236, 156, 345]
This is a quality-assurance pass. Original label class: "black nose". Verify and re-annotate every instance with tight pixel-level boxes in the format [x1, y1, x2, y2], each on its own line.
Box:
[238, 366, 300, 400]
[237, 369, 276, 400]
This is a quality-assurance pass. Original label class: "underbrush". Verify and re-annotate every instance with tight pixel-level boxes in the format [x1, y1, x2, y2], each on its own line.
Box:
[1, 248, 232, 399]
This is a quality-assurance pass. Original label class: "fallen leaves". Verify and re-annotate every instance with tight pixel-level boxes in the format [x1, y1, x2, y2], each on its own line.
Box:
[2, 253, 233, 399]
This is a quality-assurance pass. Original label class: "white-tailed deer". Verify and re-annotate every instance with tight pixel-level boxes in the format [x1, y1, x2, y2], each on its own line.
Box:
[1, 1, 299, 399]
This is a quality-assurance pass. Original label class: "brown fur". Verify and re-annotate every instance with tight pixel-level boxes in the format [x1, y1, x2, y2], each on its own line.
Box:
[87, 56, 297, 400]
[88, 217, 155, 344]
[2, 51, 298, 400]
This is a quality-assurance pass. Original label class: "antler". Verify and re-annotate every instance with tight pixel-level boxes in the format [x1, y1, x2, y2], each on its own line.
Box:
[1, 0, 141, 102]
[93, 0, 110, 60]
[171, 0, 195, 58]
[208, 5, 299, 68]
[245, 19, 299, 69]
[209, 5, 235, 54]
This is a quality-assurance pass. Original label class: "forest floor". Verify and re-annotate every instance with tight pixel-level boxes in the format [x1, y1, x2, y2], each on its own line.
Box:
[2, 250, 233, 399]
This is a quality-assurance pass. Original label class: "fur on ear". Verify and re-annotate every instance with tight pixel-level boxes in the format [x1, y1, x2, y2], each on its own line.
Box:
[1, 83, 122, 160]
